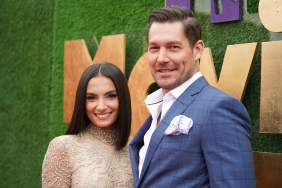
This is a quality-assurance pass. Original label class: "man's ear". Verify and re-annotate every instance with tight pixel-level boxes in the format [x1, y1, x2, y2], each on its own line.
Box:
[193, 40, 205, 62]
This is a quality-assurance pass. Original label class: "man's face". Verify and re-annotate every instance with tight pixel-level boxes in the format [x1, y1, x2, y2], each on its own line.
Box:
[147, 21, 203, 94]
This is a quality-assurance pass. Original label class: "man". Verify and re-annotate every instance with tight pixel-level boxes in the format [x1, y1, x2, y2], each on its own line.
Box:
[129, 6, 256, 187]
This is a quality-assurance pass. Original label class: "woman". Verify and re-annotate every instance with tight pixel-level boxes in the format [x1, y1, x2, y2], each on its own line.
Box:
[42, 62, 133, 187]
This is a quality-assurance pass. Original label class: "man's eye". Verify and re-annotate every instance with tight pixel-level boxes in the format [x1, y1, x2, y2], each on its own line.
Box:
[170, 46, 180, 50]
[149, 46, 159, 51]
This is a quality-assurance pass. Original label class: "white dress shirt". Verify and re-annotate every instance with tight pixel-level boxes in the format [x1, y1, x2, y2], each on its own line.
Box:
[138, 72, 202, 177]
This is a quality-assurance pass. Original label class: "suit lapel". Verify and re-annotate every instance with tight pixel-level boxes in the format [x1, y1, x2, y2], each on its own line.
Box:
[138, 77, 208, 185]
[130, 116, 152, 185]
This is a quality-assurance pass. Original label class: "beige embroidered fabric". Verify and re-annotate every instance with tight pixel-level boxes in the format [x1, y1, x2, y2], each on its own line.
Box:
[42, 126, 134, 188]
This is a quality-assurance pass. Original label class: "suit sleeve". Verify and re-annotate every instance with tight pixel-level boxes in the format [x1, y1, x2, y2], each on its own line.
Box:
[201, 96, 256, 188]
[42, 137, 71, 188]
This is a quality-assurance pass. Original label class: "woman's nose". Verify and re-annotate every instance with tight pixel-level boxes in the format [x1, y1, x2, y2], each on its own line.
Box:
[96, 99, 106, 110]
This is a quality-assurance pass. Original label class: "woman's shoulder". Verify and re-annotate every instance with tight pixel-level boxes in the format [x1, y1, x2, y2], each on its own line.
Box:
[48, 134, 79, 148]
[44, 135, 83, 159]
[50, 134, 74, 142]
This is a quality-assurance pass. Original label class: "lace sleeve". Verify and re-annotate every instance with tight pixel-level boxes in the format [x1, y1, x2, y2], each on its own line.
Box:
[42, 137, 71, 188]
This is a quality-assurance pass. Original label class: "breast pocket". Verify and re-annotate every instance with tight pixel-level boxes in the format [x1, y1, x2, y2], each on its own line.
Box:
[159, 134, 190, 151]
[160, 128, 201, 153]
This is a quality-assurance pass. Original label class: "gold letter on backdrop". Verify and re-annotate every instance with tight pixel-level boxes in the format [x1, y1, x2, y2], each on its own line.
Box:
[259, 0, 282, 33]
[128, 53, 154, 135]
[64, 34, 125, 122]
[64, 39, 91, 122]
[200, 43, 258, 101]
[217, 43, 257, 100]
[260, 41, 282, 133]
[200, 48, 218, 87]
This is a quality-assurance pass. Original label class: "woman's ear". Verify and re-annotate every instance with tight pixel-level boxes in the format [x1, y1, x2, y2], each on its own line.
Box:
[193, 40, 205, 62]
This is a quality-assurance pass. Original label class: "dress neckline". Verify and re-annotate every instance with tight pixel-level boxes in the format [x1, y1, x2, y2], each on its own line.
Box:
[87, 125, 119, 146]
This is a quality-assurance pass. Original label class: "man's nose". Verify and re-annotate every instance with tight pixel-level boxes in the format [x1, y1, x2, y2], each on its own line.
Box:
[157, 48, 169, 63]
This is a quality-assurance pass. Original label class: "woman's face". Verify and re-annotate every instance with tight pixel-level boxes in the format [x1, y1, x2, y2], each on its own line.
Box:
[85, 76, 119, 129]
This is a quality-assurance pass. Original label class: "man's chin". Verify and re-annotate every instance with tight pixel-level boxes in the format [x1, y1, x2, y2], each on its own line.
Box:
[157, 82, 175, 92]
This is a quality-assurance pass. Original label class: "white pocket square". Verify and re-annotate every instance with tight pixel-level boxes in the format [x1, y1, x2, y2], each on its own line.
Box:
[164, 115, 193, 135]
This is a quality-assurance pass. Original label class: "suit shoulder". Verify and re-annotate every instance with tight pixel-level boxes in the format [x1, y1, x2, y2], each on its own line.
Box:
[203, 84, 238, 101]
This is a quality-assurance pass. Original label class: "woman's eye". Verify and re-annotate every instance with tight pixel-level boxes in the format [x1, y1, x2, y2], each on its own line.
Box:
[107, 93, 117, 99]
[86, 95, 96, 100]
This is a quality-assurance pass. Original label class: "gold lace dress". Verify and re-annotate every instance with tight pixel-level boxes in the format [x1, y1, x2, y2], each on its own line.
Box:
[42, 126, 134, 188]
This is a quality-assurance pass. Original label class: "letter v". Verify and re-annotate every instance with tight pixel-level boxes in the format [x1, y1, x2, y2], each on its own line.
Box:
[200, 43, 258, 100]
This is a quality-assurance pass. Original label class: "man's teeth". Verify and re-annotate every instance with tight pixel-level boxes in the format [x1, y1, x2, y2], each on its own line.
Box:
[160, 70, 172, 73]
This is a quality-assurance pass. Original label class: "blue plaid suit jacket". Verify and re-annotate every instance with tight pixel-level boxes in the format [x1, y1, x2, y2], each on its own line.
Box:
[130, 77, 256, 188]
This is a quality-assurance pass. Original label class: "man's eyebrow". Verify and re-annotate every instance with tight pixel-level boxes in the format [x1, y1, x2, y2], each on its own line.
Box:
[168, 41, 183, 45]
[148, 41, 183, 45]
[148, 41, 157, 45]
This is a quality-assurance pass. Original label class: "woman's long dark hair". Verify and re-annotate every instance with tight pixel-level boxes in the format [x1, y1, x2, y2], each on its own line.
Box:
[65, 62, 131, 150]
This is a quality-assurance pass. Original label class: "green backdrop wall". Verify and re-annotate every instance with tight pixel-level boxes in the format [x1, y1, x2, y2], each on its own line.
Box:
[1, 0, 281, 187]
[0, 1, 54, 187]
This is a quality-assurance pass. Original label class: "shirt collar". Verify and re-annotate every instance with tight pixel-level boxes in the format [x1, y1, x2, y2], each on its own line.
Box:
[167, 72, 202, 99]
[145, 87, 163, 105]
[145, 72, 202, 104]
